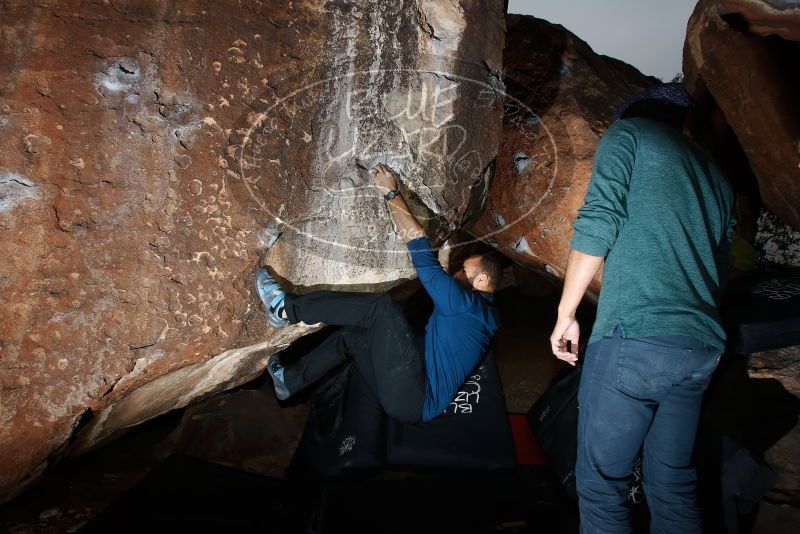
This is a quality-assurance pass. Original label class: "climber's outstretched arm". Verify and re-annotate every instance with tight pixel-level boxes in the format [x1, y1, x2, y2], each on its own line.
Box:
[370, 164, 425, 243]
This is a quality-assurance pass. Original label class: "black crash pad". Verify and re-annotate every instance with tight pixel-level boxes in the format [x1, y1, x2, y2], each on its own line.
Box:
[302, 362, 386, 476]
[302, 351, 516, 475]
[722, 269, 800, 353]
[386, 351, 516, 471]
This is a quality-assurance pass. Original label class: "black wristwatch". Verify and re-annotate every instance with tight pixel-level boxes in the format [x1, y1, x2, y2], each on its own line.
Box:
[384, 189, 401, 201]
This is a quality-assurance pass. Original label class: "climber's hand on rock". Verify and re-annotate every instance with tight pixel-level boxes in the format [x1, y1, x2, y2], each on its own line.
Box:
[370, 164, 398, 193]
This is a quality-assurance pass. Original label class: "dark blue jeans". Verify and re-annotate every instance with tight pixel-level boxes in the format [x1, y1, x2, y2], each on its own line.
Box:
[576, 329, 720, 533]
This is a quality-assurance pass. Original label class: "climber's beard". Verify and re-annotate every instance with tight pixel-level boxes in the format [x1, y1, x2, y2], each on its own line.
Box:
[454, 269, 475, 290]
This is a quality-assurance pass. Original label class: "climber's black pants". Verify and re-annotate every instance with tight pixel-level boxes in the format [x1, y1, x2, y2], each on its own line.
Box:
[283, 291, 425, 424]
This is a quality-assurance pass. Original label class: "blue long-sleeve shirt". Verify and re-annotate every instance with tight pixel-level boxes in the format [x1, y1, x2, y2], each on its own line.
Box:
[406, 237, 500, 422]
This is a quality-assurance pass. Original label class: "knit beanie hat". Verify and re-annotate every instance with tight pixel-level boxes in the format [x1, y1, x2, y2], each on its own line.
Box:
[614, 82, 691, 121]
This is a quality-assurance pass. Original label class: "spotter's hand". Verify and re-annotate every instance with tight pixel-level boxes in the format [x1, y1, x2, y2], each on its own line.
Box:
[370, 164, 398, 193]
[550, 316, 580, 366]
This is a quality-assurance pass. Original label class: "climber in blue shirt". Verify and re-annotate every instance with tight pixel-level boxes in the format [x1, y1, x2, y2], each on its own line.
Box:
[256, 164, 501, 423]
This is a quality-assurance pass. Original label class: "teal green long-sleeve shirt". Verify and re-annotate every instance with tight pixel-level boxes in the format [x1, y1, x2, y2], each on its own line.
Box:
[571, 118, 735, 350]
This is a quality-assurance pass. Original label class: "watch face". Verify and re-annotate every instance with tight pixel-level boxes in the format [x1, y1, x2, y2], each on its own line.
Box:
[385, 190, 399, 200]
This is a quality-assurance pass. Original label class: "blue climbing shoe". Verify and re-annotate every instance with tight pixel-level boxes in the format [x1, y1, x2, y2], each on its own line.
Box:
[266, 355, 291, 400]
[256, 267, 289, 328]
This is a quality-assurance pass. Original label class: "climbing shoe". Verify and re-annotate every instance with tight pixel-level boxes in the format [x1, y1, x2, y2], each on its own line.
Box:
[266, 355, 291, 401]
[256, 267, 289, 328]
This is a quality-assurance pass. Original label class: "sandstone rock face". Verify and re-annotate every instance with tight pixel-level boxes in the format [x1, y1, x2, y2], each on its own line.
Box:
[0, 0, 505, 501]
[170, 387, 310, 480]
[718, 0, 800, 40]
[684, 0, 800, 230]
[469, 15, 655, 290]
[749, 346, 800, 507]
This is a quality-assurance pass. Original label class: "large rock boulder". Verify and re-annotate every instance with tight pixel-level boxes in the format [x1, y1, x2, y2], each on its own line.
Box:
[684, 0, 800, 230]
[469, 14, 655, 291]
[717, 0, 800, 40]
[0, 0, 505, 501]
[750, 346, 800, 507]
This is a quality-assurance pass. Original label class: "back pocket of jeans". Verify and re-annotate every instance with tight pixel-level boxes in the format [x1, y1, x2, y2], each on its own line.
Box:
[616, 338, 691, 399]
